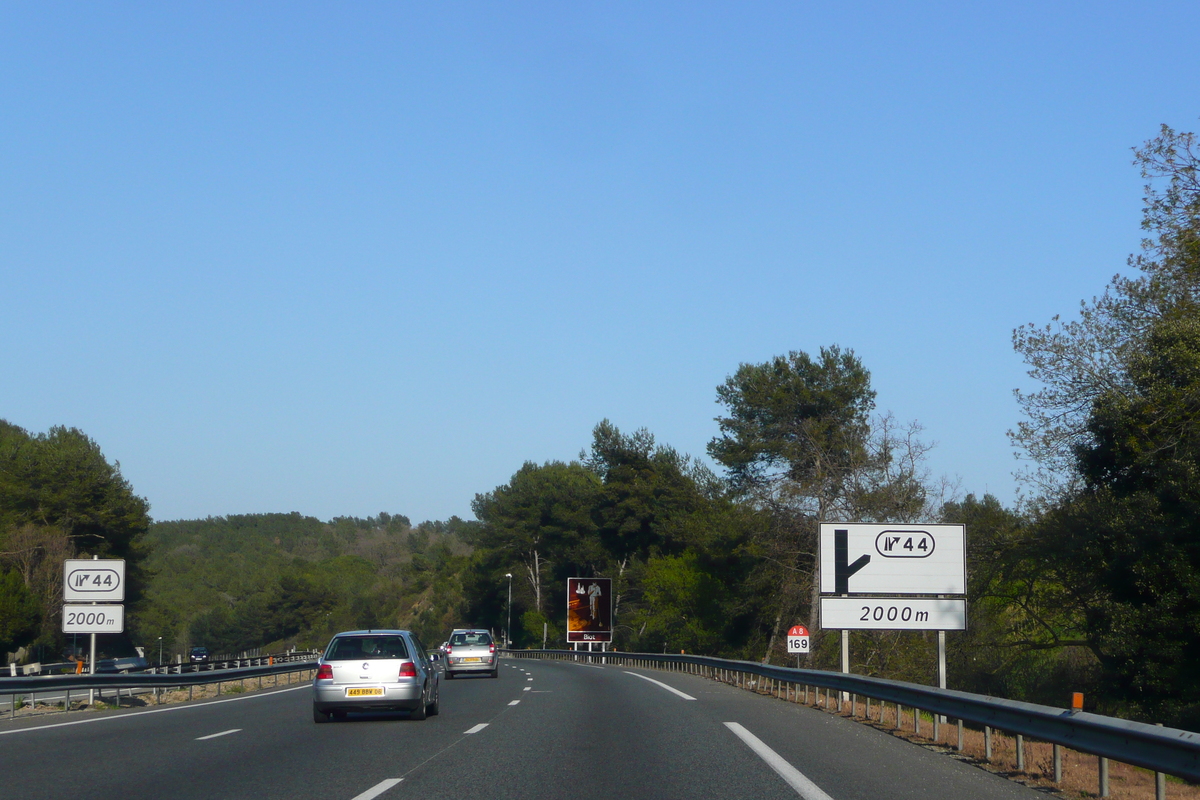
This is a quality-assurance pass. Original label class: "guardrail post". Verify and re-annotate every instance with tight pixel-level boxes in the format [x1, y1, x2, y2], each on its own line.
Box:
[852, 693, 857, 717]
[985, 726, 992, 761]
[895, 704, 902, 731]
[1156, 723, 1166, 800]
[933, 711, 939, 741]
[1099, 756, 1109, 797]
[1053, 743, 1062, 783]
[914, 707, 921, 736]
[957, 719, 964, 752]
[865, 695, 871, 720]
[1016, 734, 1025, 772]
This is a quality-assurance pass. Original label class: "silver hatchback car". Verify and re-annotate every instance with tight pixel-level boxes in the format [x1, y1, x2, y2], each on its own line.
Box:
[443, 628, 498, 679]
[312, 630, 439, 722]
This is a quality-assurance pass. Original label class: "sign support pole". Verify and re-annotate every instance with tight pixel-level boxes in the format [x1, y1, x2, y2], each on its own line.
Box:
[89, 555, 97, 707]
[840, 624, 850, 703]
[937, 628, 947, 723]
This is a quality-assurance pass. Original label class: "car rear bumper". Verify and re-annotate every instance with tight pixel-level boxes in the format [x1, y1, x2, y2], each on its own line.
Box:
[312, 682, 424, 711]
[446, 657, 497, 675]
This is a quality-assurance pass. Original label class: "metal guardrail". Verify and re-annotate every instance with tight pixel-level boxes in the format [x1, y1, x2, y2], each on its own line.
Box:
[503, 649, 1200, 784]
[0, 652, 319, 700]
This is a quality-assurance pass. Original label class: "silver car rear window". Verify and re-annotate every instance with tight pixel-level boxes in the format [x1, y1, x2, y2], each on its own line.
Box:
[450, 632, 492, 646]
[326, 635, 409, 661]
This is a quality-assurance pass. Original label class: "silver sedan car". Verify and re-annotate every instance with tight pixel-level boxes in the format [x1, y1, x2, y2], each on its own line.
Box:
[312, 630, 439, 722]
[443, 629, 498, 679]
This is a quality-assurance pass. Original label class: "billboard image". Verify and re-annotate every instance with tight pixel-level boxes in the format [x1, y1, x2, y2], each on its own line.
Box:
[566, 577, 612, 642]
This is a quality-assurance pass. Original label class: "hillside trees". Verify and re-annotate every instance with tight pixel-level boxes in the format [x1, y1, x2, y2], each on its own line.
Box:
[0, 421, 150, 651]
[466, 423, 764, 655]
[1013, 123, 1200, 723]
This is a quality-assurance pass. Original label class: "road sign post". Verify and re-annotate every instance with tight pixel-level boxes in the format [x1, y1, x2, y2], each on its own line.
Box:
[63, 557, 125, 707]
[819, 523, 967, 692]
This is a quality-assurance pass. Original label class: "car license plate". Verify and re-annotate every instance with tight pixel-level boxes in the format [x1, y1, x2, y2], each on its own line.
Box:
[462, 657, 482, 663]
[346, 687, 384, 697]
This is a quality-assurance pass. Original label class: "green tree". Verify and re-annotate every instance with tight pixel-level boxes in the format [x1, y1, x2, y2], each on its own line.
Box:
[708, 347, 931, 663]
[0, 568, 40, 654]
[1038, 315, 1200, 723]
[469, 462, 602, 643]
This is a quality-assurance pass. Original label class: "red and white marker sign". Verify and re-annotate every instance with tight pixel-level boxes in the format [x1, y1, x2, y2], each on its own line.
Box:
[786, 625, 810, 654]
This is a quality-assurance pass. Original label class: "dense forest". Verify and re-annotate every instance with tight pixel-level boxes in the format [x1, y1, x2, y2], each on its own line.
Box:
[2, 124, 1197, 731]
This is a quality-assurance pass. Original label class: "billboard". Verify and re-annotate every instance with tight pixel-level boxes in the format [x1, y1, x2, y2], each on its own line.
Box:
[566, 577, 612, 642]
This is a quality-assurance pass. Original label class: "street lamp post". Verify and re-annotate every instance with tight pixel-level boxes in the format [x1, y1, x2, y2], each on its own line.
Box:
[505, 573, 513, 649]
[157, 636, 163, 667]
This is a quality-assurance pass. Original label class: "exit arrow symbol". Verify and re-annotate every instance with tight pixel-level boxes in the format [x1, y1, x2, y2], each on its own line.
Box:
[834, 528, 870, 594]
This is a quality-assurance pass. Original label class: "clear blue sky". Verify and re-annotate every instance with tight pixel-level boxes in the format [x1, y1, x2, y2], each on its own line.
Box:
[4, 3, 1198, 524]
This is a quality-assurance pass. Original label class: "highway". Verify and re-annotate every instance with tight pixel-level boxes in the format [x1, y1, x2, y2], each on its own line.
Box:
[0, 658, 1045, 800]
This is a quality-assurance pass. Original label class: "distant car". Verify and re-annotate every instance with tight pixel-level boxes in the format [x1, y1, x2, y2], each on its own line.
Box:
[94, 659, 120, 674]
[312, 630, 439, 723]
[443, 629, 497, 679]
[189, 647, 210, 664]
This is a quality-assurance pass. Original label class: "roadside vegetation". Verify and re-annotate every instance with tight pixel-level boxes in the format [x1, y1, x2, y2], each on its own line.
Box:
[2, 124, 1197, 732]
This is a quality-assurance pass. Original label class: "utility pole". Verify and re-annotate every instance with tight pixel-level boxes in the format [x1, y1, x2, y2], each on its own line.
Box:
[505, 573, 513, 649]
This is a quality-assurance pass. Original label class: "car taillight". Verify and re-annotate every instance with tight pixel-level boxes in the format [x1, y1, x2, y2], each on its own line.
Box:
[399, 662, 417, 678]
[489, 643, 495, 654]
[445, 646, 451, 655]
[316, 664, 333, 680]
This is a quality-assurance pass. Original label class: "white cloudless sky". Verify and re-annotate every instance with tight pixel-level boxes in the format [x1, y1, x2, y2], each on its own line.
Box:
[3, 2, 1198, 523]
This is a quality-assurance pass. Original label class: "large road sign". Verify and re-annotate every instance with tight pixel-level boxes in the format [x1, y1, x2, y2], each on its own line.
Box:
[567, 577, 612, 643]
[819, 523, 965, 596]
[63, 559, 125, 602]
[62, 604, 125, 634]
[819, 597, 966, 630]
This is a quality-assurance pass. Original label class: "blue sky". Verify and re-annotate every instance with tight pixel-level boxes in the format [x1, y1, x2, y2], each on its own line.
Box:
[3, 3, 1198, 523]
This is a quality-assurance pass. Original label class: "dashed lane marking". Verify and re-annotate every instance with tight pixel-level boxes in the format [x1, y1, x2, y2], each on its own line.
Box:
[508, 700, 520, 706]
[723, 722, 834, 800]
[195, 728, 241, 740]
[523, 686, 531, 691]
[624, 671, 696, 700]
[350, 778, 403, 800]
[464, 723, 488, 734]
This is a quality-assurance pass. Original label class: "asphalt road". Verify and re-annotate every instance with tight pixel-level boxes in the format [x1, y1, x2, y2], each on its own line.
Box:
[0, 658, 1046, 800]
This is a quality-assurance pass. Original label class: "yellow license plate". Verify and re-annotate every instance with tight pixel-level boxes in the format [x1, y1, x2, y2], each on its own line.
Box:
[346, 687, 384, 697]
[462, 657, 482, 663]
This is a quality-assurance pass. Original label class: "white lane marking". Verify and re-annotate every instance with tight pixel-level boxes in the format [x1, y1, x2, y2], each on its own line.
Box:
[464, 723, 488, 734]
[0, 683, 310, 737]
[195, 728, 241, 740]
[508, 700, 520, 706]
[724, 723, 835, 800]
[350, 778, 403, 800]
[526, 677, 533, 681]
[624, 671, 697, 700]
[523, 686, 531, 691]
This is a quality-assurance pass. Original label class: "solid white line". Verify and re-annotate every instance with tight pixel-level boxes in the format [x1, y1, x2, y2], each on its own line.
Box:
[350, 778, 403, 800]
[0, 683, 311, 737]
[464, 723, 488, 734]
[624, 671, 696, 700]
[508, 700, 520, 706]
[723, 723, 834, 800]
[195, 728, 241, 740]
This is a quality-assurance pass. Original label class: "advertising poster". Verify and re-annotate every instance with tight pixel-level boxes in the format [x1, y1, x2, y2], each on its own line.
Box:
[566, 577, 612, 642]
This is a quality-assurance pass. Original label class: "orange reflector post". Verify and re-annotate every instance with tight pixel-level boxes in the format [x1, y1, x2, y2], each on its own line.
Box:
[1071, 692, 1084, 711]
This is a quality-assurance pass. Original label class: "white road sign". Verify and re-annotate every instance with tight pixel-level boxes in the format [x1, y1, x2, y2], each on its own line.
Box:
[819, 523, 965, 596]
[820, 597, 966, 631]
[64, 559, 126, 602]
[62, 604, 125, 634]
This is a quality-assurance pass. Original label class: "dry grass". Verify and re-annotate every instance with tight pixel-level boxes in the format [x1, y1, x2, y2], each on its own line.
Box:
[735, 676, 1200, 799]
